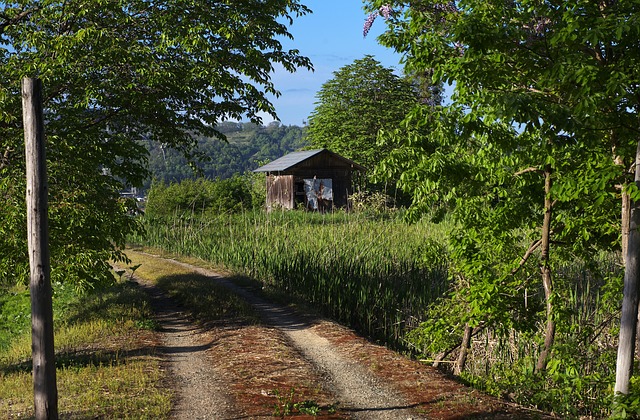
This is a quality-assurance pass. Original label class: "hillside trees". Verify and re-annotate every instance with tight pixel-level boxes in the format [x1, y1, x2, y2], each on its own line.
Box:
[366, 0, 639, 412]
[144, 122, 307, 187]
[0, 0, 312, 288]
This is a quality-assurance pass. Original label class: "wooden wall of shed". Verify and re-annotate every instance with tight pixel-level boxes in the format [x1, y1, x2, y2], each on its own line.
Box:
[265, 175, 294, 210]
[287, 159, 355, 208]
[264, 152, 362, 211]
[332, 173, 353, 208]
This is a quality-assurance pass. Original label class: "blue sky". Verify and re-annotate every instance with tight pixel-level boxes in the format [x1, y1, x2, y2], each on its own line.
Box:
[259, 1, 403, 126]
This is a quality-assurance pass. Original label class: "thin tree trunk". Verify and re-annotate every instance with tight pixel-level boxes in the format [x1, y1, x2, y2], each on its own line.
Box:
[454, 323, 472, 375]
[432, 324, 484, 368]
[613, 137, 628, 264]
[615, 140, 640, 395]
[626, 186, 640, 361]
[613, 150, 640, 360]
[622, 188, 631, 265]
[23, 77, 58, 419]
[536, 165, 555, 373]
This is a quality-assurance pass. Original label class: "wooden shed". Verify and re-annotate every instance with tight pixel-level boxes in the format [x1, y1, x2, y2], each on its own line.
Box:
[253, 149, 365, 212]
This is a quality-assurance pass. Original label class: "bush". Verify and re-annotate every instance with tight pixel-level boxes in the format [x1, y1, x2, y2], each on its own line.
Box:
[145, 175, 255, 218]
[348, 191, 396, 216]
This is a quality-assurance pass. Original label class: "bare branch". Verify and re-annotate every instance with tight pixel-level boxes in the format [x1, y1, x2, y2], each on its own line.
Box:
[511, 239, 542, 276]
[514, 167, 543, 176]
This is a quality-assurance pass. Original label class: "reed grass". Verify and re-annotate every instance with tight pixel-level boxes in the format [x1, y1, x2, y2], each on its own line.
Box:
[132, 210, 451, 347]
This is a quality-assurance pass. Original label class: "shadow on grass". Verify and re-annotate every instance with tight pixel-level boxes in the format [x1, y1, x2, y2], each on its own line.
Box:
[63, 281, 153, 327]
[150, 273, 262, 327]
[151, 271, 330, 334]
[1, 345, 159, 375]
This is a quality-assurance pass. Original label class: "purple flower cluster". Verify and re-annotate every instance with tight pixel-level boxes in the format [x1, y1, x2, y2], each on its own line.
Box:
[363, 12, 378, 37]
[379, 4, 392, 19]
[363, 4, 392, 38]
[430, 1, 458, 24]
[432, 2, 457, 13]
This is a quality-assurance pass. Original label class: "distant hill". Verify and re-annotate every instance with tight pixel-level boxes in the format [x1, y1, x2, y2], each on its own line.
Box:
[143, 121, 308, 189]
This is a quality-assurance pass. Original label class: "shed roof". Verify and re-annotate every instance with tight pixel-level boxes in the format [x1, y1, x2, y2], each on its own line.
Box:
[253, 148, 365, 173]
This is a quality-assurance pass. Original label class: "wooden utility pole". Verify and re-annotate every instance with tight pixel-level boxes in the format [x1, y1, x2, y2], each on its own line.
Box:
[22, 77, 58, 419]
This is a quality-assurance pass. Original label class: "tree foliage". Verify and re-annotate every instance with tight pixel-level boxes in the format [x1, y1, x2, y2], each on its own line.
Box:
[0, 0, 312, 288]
[305, 55, 419, 174]
[145, 176, 259, 219]
[365, 0, 638, 415]
[144, 121, 308, 189]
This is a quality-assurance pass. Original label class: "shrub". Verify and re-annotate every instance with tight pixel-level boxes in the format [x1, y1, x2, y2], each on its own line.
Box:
[145, 175, 255, 218]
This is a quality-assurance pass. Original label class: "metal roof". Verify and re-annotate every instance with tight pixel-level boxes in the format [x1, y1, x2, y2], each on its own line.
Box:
[253, 149, 326, 172]
[254, 149, 366, 173]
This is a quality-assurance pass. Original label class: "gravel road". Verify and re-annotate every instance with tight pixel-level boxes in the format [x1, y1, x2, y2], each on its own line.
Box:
[167, 259, 422, 419]
[135, 277, 242, 419]
[127, 253, 553, 420]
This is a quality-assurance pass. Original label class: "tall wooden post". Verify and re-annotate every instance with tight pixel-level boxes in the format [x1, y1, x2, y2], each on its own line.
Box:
[615, 139, 640, 396]
[22, 77, 58, 419]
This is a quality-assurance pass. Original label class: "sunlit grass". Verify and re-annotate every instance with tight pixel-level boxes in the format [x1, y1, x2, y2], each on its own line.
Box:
[0, 280, 171, 419]
[125, 251, 260, 325]
[1, 356, 169, 419]
[130, 210, 451, 347]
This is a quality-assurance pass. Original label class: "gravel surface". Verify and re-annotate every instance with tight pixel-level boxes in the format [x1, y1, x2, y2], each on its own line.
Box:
[173, 259, 422, 419]
[127, 253, 555, 420]
[135, 278, 240, 420]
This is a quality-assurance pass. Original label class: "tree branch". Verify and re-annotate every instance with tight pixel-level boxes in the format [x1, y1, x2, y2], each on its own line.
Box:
[0, 7, 39, 35]
[511, 239, 542, 276]
[0, 146, 14, 171]
[431, 323, 486, 368]
[514, 166, 543, 176]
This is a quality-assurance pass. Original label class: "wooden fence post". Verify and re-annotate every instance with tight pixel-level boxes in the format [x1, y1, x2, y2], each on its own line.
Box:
[22, 77, 58, 420]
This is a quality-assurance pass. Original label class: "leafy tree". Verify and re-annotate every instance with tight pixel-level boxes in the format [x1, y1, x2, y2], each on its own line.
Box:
[145, 176, 255, 219]
[366, 0, 638, 413]
[0, 0, 312, 288]
[305, 55, 419, 175]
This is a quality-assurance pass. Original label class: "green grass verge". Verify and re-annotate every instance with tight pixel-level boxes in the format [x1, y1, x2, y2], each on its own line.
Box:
[0, 279, 171, 419]
[125, 250, 260, 325]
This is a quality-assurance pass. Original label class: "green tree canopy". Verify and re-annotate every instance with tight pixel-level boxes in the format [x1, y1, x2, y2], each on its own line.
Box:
[304, 55, 419, 174]
[365, 0, 639, 413]
[0, 0, 312, 288]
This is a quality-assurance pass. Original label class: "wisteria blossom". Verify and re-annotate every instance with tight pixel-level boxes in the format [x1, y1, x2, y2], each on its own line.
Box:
[379, 4, 392, 19]
[363, 4, 392, 38]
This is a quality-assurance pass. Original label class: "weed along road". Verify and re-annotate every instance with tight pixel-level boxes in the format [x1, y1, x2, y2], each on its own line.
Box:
[123, 249, 555, 419]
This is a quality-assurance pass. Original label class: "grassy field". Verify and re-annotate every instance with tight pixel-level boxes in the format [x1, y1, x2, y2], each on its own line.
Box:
[132, 209, 451, 348]
[131, 209, 628, 418]
[0, 279, 171, 419]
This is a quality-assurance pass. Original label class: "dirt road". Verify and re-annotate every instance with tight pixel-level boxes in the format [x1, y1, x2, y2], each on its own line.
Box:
[128, 252, 553, 419]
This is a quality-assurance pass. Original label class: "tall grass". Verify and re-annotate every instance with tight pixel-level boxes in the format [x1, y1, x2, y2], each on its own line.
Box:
[131, 210, 450, 347]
